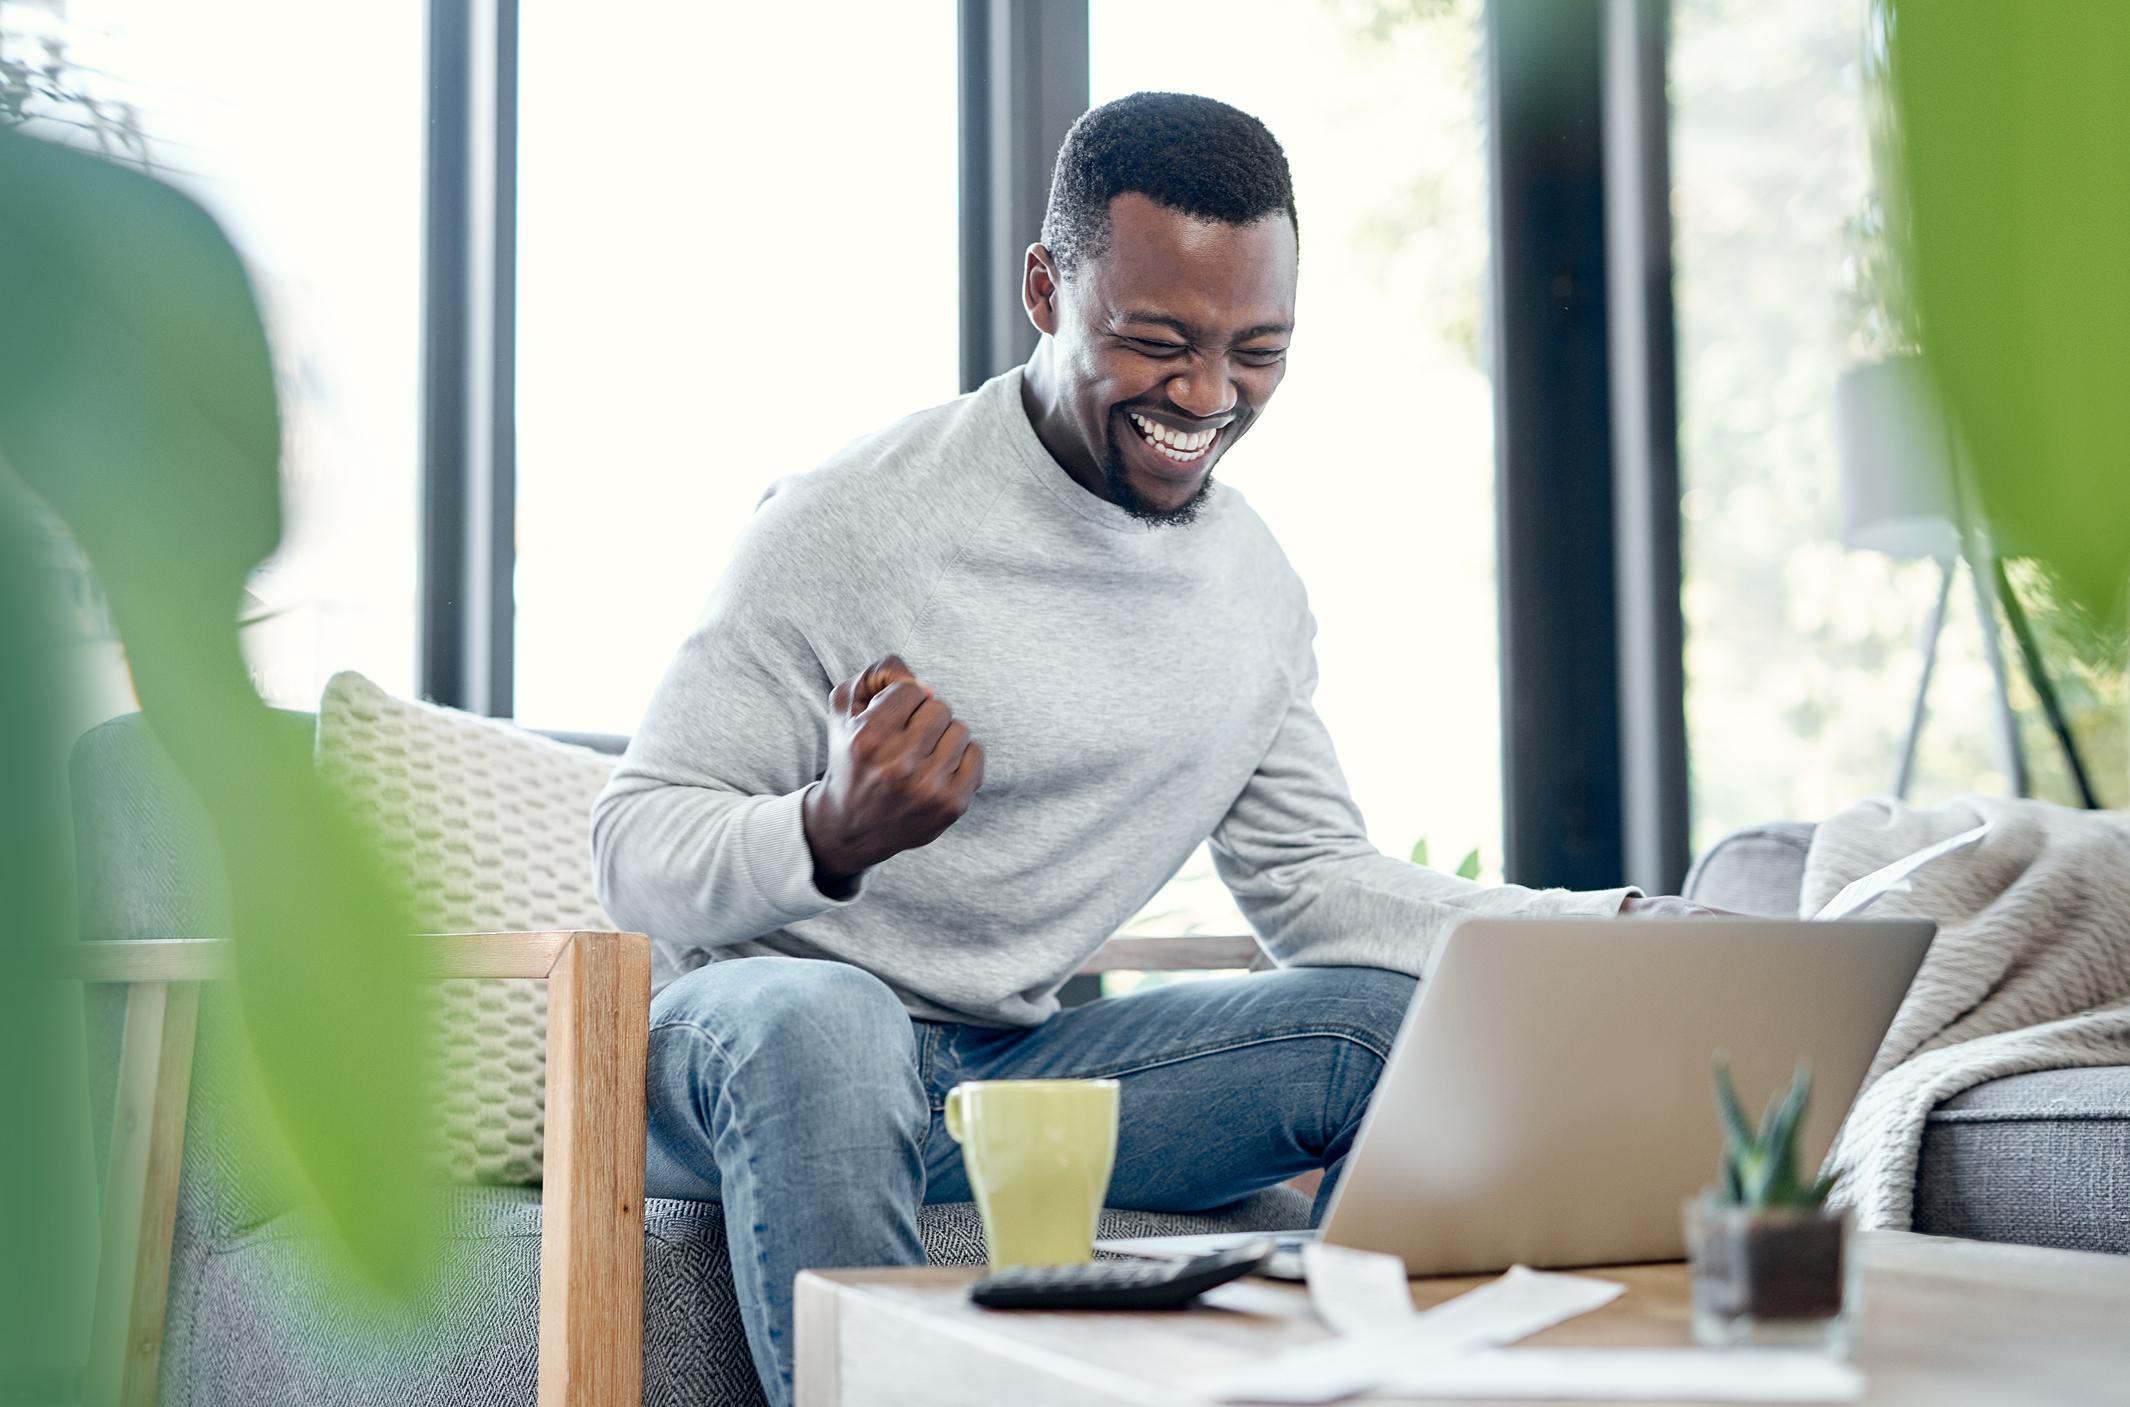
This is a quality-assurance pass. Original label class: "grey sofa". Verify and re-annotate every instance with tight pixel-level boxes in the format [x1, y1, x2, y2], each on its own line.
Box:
[70, 714, 1309, 1407]
[79, 711, 2126, 1407]
[1684, 822, 2130, 1255]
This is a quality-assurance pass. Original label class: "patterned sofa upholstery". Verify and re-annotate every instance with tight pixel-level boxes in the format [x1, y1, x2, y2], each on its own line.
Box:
[70, 713, 1310, 1407]
[1684, 822, 2130, 1255]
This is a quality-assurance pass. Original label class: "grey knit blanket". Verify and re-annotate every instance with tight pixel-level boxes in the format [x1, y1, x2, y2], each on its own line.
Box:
[1801, 795, 2130, 1230]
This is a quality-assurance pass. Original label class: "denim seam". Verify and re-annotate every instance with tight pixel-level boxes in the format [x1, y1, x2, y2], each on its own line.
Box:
[1320, 1036, 1346, 1152]
[1030, 1022, 1394, 1083]
[650, 1019, 789, 1384]
[1326, 1036, 1377, 1164]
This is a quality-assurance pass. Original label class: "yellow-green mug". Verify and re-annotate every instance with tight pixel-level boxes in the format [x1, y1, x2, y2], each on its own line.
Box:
[944, 1078, 1120, 1269]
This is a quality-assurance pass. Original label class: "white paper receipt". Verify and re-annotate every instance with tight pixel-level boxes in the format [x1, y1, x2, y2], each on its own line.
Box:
[1301, 1243, 1413, 1334]
[1196, 1264, 1624, 1404]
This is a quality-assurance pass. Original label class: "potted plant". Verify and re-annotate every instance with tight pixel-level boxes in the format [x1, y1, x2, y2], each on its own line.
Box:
[1685, 1056, 1857, 1355]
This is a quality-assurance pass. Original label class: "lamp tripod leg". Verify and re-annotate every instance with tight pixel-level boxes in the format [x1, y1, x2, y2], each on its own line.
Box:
[1994, 559, 2101, 809]
[1969, 542, 2029, 799]
[1893, 556, 1955, 802]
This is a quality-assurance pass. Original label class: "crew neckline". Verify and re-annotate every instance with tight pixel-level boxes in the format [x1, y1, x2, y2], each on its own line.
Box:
[990, 366, 1224, 536]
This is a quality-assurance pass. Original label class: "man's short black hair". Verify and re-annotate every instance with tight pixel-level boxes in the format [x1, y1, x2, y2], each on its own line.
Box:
[1042, 91, 1296, 278]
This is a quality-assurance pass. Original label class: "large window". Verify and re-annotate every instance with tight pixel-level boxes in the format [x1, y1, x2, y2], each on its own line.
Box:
[43, 3, 1973, 883]
[14, 0, 426, 716]
[1670, 0, 2115, 847]
[1091, 0, 1499, 936]
[511, 2, 960, 734]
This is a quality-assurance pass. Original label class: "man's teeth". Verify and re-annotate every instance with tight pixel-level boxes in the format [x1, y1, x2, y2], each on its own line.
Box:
[1129, 411, 1217, 462]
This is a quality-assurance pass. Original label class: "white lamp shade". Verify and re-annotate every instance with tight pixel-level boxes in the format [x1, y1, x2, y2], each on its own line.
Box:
[1836, 357, 1960, 560]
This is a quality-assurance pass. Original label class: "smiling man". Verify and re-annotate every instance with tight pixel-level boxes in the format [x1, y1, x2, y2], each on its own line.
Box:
[594, 93, 1652, 1407]
[1018, 146, 1295, 525]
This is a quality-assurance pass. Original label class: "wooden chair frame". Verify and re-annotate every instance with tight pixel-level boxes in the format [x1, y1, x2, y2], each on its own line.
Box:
[36, 930, 652, 1407]
[32, 929, 1249, 1407]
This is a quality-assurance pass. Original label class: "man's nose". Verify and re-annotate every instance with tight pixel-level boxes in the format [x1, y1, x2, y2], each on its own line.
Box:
[1168, 359, 1239, 420]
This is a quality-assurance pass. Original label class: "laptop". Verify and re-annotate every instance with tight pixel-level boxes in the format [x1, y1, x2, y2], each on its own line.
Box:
[1097, 915, 1934, 1277]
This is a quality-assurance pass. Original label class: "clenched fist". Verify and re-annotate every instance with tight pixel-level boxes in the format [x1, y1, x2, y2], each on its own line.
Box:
[801, 655, 985, 896]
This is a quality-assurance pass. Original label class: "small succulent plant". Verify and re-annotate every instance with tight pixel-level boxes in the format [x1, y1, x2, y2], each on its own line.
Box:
[1709, 1054, 1838, 1210]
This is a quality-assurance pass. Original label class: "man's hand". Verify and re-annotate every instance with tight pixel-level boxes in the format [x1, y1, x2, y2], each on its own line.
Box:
[802, 655, 985, 896]
[1618, 894, 1732, 919]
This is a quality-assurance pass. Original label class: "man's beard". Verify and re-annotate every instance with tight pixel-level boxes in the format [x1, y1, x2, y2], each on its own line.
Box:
[1103, 422, 1215, 527]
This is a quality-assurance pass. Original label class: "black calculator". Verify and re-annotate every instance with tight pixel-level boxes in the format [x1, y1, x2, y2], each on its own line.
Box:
[968, 1240, 1275, 1311]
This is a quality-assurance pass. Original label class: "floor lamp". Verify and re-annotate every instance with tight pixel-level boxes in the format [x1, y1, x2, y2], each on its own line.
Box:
[1835, 358, 2099, 807]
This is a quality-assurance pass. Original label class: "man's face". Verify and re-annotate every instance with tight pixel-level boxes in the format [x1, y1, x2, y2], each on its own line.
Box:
[1026, 193, 1298, 523]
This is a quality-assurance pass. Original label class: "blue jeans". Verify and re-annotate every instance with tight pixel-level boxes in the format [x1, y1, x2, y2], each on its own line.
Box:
[643, 957, 1416, 1406]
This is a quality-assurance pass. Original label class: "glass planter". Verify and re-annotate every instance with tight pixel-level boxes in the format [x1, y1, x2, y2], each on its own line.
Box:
[1684, 1200, 1858, 1356]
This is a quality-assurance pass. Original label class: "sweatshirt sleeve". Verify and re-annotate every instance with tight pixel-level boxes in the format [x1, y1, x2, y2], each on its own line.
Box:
[590, 487, 870, 950]
[1209, 622, 1636, 980]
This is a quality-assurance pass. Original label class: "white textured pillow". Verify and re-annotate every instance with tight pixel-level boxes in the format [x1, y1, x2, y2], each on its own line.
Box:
[316, 670, 617, 1185]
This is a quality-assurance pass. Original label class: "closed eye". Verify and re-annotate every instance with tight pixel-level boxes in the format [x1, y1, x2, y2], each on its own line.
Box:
[1124, 336, 1188, 357]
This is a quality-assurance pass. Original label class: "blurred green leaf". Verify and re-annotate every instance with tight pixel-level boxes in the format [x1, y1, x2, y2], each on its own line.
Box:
[1711, 1052, 1756, 1151]
[0, 478, 99, 1389]
[1708, 1056, 1830, 1210]
[1892, 2, 2130, 620]
[1455, 848, 1481, 880]
[1760, 1065, 1811, 1146]
[1409, 837, 1430, 867]
[0, 128, 430, 1295]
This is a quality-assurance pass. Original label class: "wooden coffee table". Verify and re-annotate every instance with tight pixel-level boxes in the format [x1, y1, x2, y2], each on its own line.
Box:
[794, 1231, 2130, 1406]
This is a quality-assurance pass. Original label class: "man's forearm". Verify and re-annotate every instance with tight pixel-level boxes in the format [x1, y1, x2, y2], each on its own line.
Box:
[592, 779, 850, 949]
[1223, 844, 1637, 978]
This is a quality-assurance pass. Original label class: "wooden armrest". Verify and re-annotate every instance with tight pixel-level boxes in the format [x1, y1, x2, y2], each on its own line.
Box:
[423, 930, 584, 978]
[51, 930, 650, 1407]
[31, 940, 234, 982]
[1076, 934, 1266, 973]
[47, 930, 1263, 982]
[538, 930, 650, 1407]
[32, 931, 620, 983]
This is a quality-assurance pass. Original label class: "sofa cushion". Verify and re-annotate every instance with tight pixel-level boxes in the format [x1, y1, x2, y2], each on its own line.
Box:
[1913, 1066, 2130, 1253]
[1681, 821, 1816, 918]
[316, 671, 619, 1185]
[316, 670, 617, 934]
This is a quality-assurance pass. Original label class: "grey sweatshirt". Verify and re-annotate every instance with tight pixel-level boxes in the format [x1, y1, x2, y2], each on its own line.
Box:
[592, 369, 1632, 1025]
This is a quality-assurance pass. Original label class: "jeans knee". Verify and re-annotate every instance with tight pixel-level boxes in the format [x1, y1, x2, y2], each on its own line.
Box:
[651, 956, 919, 1100]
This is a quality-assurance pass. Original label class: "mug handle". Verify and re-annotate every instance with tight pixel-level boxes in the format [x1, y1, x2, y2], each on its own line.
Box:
[944, 1083, 971, 1145]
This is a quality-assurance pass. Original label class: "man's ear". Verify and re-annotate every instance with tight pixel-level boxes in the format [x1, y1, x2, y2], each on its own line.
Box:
[1023, 243, 1062, 335]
